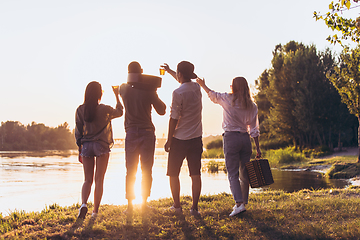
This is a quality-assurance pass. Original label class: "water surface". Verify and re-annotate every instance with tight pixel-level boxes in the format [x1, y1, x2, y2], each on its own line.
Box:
[0, 149, 349, 216]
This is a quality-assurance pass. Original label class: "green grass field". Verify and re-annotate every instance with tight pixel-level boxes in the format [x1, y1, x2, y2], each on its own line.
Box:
[1, 187, 360, 239]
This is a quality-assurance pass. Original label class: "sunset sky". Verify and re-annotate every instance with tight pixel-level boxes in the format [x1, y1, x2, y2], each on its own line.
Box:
[0, 0, 354, 139]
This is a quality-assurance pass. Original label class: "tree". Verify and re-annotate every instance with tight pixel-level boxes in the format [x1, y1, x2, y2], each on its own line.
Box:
[0, 121, 77, 151]
[256, 41, 357, 150]
[314, 0, 360, 45]
[254, 70, 271, 127]
[329, 46, 360, 162]
[315, 0, 360, 162]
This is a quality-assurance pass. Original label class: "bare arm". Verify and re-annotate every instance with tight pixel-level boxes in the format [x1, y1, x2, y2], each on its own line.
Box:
[152, 93, 166, 115]
[253, 136, 262, 158]
[75, 109, 83, 150]
[161, 63, 179, 83]
[164, 118, 178, 152]
[196, 77, 212, 93]
[112, 86, 124, 116]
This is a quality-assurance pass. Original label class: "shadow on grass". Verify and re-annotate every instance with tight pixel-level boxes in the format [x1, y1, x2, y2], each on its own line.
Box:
[197, 216, 233, 239]
[140, 211, 150, 239]
[173, 213, 197, 239]
[47, 218, 84, 239]
[243, 210, 316, 240]
[119, 211, 154, 239]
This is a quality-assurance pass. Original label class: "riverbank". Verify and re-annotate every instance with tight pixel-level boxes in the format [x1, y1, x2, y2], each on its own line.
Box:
[1, 188, 359, 239]
[296, 147, 360, 186]
[203, 146, 360, 186]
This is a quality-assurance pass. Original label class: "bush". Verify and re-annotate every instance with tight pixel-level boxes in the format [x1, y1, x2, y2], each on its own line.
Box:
[206, 160, 226, 173]
[302, 145, 332, 158]
[266, 147, 306, 166]
[257, 138, 290, 150]
[202, 148, 224, 158]
[206, 139, 223, 150]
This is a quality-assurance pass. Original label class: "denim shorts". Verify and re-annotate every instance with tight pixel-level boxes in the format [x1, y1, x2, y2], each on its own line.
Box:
[81, 141, 110, 157]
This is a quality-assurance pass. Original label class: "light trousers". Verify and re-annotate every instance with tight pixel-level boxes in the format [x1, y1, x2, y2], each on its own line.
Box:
[223, 131, 252, 204]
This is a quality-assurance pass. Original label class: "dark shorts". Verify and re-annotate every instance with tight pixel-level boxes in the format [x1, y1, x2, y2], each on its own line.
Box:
[81, 141, 110, 158]
[167, 137, 203, 177]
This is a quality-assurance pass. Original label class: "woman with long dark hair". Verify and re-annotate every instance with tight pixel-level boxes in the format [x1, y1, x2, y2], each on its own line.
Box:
[75, 81, 123, 219]
[196, 76, 261, 217]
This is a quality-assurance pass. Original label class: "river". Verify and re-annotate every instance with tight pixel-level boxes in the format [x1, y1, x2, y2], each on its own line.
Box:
[0, 148, 349, 216]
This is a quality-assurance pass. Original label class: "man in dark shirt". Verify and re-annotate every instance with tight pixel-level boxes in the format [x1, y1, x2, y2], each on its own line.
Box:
[120, 61, 166, 214]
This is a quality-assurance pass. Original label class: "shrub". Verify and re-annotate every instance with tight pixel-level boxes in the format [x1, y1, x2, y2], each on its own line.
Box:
[206, 139, 223, 149]
[206, 160, 226, 173]
[266, 147, 306, 166]
[257, 138, 290, 150]
[202, 148, 224, 158]
[302, 145, 332, 158]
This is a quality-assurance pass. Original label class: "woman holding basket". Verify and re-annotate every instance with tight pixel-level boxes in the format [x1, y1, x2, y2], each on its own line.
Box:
[196, 76, 261, 217]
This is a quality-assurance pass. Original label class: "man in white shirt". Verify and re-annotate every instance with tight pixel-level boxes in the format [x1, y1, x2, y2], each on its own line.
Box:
[162, 61, 203, 217]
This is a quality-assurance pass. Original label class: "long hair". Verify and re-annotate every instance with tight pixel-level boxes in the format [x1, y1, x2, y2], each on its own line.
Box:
[84, 81, 102, 122]
[231, 77, 253, 109]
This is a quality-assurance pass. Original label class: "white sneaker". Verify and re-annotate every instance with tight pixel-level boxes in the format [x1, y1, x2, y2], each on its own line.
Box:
[229, 204, 246, 217]
[169, 205, 182, 214]
[190, 208, 201, 217]
[77, 203, 88, 219]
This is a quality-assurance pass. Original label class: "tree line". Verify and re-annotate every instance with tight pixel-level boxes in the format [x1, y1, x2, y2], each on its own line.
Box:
[254, 41, 358, 150]
[313, 0, 360, 161]
[0, 121, 77, 151]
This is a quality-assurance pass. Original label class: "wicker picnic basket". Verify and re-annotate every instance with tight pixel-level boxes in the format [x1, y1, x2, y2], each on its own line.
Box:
[245, 158, 274, 188]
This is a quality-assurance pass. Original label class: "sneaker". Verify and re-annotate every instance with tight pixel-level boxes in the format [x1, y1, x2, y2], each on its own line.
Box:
[142, 204, 154, 212]
[190, 208, 201, 217]
[91, 212, 98, 218]
[169, 205, 182, 214]
[229, 204, 246, 217]
[124, 208, 133, 215]
[77, 204, 88, 219]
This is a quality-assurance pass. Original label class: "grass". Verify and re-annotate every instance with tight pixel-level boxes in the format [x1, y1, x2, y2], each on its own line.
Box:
[206, 160, 226, 173]
[308, 155, 358, 165]
[1, 188, 360, 239]
[202, 148, 224, 159]
[326, 163, 360, 179]
[202, 146, 360, 180]
[266, 147, 307, 167]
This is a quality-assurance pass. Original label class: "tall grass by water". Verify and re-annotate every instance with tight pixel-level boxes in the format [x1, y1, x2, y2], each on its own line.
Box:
[266, 147, 307, 167]
[203, 147, 308, 171]
[202, 148, 224, 159]
[1, 188, 360, 239]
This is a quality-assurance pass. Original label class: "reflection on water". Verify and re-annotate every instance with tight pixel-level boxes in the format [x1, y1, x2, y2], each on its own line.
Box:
[0, 150, 76, 159]
[264, 169, 349, 192]
[0, 149, 350, 216]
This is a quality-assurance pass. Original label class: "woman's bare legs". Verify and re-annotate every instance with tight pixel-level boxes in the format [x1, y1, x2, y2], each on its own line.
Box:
[93, 153, 109, 213]
[81, 156, 95, 205]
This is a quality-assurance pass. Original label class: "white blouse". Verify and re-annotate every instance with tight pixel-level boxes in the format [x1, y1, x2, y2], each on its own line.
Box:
[208, 91, 260, 138]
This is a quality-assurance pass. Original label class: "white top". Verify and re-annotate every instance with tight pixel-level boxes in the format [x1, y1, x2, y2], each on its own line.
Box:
[208, 91, 260, 138]
[170, 82, 202, 140]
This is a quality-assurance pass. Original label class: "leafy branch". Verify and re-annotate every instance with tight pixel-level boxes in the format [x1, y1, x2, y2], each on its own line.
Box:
[314, 0, 360, 45]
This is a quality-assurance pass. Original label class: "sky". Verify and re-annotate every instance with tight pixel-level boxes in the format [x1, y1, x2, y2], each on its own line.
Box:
[0, 0, 355, 139]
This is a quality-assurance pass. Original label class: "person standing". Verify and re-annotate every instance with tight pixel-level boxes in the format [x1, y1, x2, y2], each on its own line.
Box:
[120, 61, 166, 214]
[196, 76, 261, 217]
[162, 61, 203, 217]
[75, 81, 123, 219]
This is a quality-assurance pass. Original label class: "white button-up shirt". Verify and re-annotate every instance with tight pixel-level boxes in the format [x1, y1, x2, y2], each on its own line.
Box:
[170, 82, 202, 140]
[208, 91, 260, 138]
